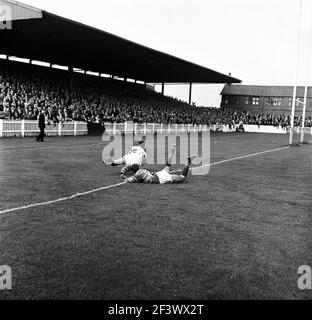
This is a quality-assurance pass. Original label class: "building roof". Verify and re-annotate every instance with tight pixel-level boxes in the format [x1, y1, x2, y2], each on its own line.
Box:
[221, 84, 312, 98]
[1, 0, 242, 84]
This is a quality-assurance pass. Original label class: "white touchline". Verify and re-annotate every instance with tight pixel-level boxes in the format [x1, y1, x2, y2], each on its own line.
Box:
[0, 146, 290, 215]
[171, 146, 290, 173]
[0, 182, 127, 215]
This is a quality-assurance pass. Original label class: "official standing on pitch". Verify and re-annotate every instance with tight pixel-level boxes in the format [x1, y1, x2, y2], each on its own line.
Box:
[36, 108, 46, 142]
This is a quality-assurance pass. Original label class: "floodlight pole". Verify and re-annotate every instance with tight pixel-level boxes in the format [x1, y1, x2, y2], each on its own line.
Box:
[290, 0, 303, 145]
[189, 82, 192, 106]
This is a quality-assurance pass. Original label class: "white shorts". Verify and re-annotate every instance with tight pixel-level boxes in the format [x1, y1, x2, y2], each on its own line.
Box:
[156, 169, 173, 184]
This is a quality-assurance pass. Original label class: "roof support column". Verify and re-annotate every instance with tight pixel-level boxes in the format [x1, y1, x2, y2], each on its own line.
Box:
[68, 66, 73, 90]
[189, 82, 193, 106]
[161, 82, 165, 95]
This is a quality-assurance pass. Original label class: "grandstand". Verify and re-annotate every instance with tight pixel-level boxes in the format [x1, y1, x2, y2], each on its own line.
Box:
[0, 0, 311, 301]
[1, 59, 311, 138]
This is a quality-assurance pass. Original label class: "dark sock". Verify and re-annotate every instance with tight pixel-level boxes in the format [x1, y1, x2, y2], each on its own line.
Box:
[181, 165, 189, 178]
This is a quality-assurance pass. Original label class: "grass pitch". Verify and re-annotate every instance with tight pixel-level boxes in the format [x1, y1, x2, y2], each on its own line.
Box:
[0, 132, 311, 299]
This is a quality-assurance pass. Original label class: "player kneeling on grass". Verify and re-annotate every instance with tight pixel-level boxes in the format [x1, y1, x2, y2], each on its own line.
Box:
[121, 145, 195, 184]
[103, 141, 147, 175]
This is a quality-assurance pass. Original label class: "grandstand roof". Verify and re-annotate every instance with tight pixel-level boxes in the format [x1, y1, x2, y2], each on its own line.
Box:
[221, 84, 312, 97]
[1, 0, 242, 84]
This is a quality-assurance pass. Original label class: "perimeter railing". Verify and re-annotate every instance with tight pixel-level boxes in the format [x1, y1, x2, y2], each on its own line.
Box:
[0, 120, 88, 137]
[103, 123, 236, 135]
[1, 119, 311, 137]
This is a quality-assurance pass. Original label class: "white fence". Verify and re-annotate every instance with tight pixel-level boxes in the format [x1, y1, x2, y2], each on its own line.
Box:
[103, 122, 236, 135]
[242, 125, 287, 134]
[1, 120, 310, 137]
[0, 120, 88, 137]
[104, 122, 311, 135]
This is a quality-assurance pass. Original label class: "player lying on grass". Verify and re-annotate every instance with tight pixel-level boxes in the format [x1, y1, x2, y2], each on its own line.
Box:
[121, 145, 195, 184]
[103, 141, 147, 175]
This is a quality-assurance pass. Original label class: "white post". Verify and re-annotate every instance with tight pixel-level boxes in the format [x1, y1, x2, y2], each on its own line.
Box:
[168, 123, 171, 134]
[58, 122, 62, 136]
[160, 123, 163, 134]
[152, 123, 155, 134]
[113, 122, 117, 135]
[21, 119, 25, 137]
[144, 123, 147, 135]
[301, 4, 312, 143]
[175, 124, 178, 133]
[181, 124, 184, 133]
[0, 119, 3, 138]
[134, 123, 137, 135]
[188, 124, 191, 133]
[301, 86, 308, 143]
[124, 121, 127, 134]
[290, 0, 303, 145]
[74, 121, 77, 136]
[194, 124, 196, 133]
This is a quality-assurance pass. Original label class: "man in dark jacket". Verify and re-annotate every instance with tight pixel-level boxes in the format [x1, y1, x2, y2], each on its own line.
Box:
[36, 109, 46, 142]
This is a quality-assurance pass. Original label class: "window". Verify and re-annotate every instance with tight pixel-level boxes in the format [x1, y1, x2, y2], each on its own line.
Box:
[245, 97, 250, 105]
[288, 98, 292, 107]
[266, 97, 272, 105]
[252, 97, 260, 105]
[273, 98, 282, 106]
[267, 97, 281, 106]
[224, 97, 229, 105]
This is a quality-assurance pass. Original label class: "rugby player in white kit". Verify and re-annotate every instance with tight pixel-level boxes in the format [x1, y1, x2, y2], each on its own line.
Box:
[103, 141, 147, 175]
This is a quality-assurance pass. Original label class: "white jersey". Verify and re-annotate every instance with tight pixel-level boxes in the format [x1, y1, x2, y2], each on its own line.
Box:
[124, 146, 147, 166]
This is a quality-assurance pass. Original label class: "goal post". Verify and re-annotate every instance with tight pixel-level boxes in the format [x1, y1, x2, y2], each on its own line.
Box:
[289, 0, 312, 146]
[300, 86, 308, 144]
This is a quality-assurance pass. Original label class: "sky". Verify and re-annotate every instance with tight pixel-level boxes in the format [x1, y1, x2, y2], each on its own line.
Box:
[11, 0, 312, 107]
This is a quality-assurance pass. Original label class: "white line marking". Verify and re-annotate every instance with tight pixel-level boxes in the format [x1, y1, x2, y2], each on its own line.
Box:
[0, 146, 289, 215]
[171, 146, 290, 173]
[0, 142, 104, 153]
[0, 182, 126, 215]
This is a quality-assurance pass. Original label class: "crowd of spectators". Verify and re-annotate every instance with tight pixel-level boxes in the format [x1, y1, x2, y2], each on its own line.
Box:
[1, 60, 311, 127]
